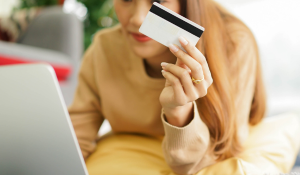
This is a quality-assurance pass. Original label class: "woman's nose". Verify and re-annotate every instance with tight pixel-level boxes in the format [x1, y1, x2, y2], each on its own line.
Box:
[129, 6, 149, 28]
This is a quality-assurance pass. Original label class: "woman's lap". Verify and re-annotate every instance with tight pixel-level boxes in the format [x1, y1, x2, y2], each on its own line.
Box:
[86, 133, 175, 175]
[86, 113, 300, 175]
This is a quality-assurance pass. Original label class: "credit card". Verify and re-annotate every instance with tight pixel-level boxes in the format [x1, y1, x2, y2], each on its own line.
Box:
[139, 2, 205, 52]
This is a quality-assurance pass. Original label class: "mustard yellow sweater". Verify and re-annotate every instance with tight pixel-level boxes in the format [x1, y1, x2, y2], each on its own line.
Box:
[68, 23, 257, 175]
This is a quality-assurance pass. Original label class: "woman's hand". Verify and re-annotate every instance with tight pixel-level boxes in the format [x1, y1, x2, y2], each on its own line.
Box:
[159, 36, 213, 127]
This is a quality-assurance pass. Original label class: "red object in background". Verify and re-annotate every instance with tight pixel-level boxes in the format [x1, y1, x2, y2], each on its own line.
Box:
[59, 0, 65, 5]
[0, 54, 71, 81]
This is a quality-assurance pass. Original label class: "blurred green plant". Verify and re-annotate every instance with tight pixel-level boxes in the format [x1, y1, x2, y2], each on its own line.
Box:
[17, 0, 118, 50]
[78, 0, 119, 50]
[19, 0, 58, 8]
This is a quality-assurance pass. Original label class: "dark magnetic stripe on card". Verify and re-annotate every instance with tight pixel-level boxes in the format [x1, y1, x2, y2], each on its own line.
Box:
[150, 5, 203, 38]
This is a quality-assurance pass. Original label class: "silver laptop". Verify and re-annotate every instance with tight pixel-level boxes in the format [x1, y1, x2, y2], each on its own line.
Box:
[0, 64, 88, 175]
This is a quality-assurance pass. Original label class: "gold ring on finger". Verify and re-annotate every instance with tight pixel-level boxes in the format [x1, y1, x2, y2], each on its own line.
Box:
[191, 76, 204, 84]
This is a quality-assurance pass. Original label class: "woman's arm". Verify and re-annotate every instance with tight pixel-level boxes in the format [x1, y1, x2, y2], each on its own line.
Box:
[161, 101, 212, 175]
[68, 41, 104, 160]
[159, 37, 214, 175]
[159, 24, 259, 174]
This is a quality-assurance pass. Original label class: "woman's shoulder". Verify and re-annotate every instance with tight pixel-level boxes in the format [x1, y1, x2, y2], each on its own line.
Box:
[222, 14, 259, 78]
[88, 23, 130, 60]
[223, 15, 256, 48]
[92, 23, 123, 45]
[85, 23, 132, 67]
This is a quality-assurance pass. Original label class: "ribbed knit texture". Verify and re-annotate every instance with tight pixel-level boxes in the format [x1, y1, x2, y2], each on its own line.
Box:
[161, 101, 209, 149]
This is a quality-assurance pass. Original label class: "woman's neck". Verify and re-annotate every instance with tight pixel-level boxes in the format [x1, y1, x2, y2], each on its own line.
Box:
[143, 50, 177, 78]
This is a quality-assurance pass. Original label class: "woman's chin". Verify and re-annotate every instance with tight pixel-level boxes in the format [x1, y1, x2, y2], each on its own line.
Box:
[132, 48, 154, 59]
[131, 44, 167, 59]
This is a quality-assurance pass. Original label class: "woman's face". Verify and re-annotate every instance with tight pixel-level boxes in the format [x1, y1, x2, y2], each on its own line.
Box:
[114, 0, 181, 59]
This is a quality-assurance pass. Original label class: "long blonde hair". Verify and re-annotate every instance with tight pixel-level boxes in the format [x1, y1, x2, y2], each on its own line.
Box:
[180, 0, 267, 161]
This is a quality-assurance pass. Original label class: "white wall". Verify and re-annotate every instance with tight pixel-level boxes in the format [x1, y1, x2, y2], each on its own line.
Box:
[215, 0, 300, 116]
[0, 0, 20, 17]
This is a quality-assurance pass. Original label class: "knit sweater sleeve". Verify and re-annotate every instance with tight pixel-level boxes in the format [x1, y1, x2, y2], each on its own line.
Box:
[68, 39, 104, 160]
[161, 25, 259, 175]
[161, 101, 211, 175]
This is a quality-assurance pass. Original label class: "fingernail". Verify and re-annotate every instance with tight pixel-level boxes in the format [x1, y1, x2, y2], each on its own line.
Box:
[179, 36, 188, 45]
[169, 44, 178, 52]
[161, 62, 168, 67]
[161, 70, 166, 73]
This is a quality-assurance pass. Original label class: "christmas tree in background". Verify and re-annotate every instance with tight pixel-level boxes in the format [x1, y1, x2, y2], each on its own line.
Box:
[18, 0, 59, 8]
[77, 0, 119, 50]
[18, 0, 118, 50]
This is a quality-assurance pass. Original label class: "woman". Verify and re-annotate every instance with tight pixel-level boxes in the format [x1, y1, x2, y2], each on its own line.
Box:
[68, 0, 266, 174]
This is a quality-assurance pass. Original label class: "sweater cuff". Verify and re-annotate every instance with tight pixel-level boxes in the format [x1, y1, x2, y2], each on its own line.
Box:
[161, 101, 209, 149]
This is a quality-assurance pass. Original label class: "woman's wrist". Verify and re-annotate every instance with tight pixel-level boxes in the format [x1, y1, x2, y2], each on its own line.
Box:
[163, 101, 194, 127]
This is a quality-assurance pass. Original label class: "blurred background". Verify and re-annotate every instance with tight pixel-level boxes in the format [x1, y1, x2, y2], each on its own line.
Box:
[0, 0, 299, 172]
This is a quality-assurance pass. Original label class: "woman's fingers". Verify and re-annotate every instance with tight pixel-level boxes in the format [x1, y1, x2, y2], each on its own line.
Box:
[161, 63, 199, 101]
[160, 37, 213, 110]
[178, 36, 207, 67]
[169, 43, 205, 82]
[161, 70, 187, 106]
[175, 36, 213, 85]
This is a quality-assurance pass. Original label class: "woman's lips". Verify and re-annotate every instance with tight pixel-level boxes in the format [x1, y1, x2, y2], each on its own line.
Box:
[131, 33, 152, 42]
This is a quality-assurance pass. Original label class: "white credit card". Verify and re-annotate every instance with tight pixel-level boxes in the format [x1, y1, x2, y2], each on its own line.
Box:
[139, 2, 205, 52]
